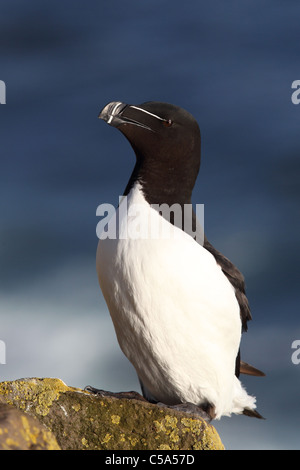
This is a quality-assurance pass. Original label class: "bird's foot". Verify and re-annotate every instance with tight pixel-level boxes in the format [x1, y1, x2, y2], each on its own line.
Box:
[157, 401, 215, 422]
[84, 387, 215, 421]
[84, 386, 147, 402]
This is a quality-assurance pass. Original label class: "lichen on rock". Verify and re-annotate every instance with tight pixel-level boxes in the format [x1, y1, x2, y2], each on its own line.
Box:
[0, 377, 224, 450]
[0, 402, 60, 450]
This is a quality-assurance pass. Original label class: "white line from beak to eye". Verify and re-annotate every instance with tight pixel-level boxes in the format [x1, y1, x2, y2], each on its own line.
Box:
[129, 105, 165, 122]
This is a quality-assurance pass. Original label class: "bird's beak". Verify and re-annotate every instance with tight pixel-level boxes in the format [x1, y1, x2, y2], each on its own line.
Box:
[98, 101, 127, 127]
[99, 101, 153, 131]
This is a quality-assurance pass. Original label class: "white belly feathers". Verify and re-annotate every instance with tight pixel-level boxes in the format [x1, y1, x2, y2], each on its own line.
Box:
[96, 183, 256, 418]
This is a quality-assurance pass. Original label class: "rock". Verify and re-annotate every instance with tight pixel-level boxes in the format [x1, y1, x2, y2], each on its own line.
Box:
[0, 378, 224, 450]
[0, 402, 60, 450]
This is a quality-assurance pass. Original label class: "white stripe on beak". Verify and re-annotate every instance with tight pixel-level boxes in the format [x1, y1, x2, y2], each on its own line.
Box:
[107, 102, 125, 124]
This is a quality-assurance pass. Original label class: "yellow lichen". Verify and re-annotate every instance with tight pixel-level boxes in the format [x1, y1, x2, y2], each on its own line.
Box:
[5, 437, 19, 448]
[111, 414, 120, 425]
[201, 423, 225, 450]
[181, 416, 224, 450]
[158, 444, 171, 450]
[72, 403, 81, 412]
[181, 417, 203, 436]
[43, 432, 60, 450]
[169, 429, 180, 443]
[81, 437, 89, 447]
[101, 433, 112, 444]
[20, 416, 38, 445]
[154, 419, 165, 433]
[128, 436, 138, 447]
[0, 378, 72, 417]
[19, 413, 60, 450]
[153, 414, 180, 449]
[154, 414, 178, 435]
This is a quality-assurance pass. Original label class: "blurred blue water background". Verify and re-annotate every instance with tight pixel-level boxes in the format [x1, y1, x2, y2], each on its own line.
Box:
[1, 0, 300, 449]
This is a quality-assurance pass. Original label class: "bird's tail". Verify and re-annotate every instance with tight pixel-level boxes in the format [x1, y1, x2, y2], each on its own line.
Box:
[240, 361, 265, 377]
[243, 407, 265, 419]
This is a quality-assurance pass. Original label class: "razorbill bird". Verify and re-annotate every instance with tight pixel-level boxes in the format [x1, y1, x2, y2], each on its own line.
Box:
[94, 101, 264, 421]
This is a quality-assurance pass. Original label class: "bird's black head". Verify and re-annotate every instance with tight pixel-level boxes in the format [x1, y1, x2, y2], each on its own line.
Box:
[99, 101, 201, 205]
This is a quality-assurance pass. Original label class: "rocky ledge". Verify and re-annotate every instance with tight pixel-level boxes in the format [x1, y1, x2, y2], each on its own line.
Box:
[0, 377, 224, 450]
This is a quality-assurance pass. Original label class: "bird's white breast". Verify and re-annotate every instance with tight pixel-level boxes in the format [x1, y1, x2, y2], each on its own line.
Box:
[96, 183, 247, 418]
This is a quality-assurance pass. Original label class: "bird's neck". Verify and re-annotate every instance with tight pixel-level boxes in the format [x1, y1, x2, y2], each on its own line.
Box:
[123, 160, 195, 207]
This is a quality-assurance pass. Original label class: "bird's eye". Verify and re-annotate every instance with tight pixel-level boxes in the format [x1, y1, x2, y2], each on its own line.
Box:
[162, 119, 173, 128]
